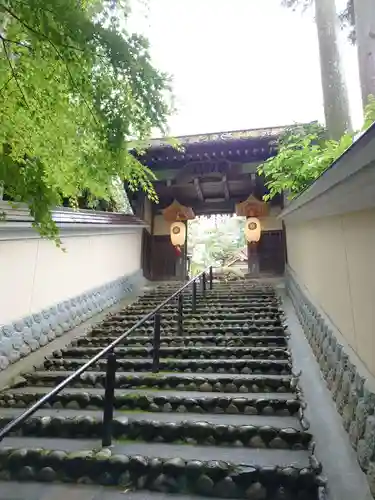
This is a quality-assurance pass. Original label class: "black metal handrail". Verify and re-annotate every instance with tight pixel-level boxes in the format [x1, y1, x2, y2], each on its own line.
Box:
[0, 265, 214, 446]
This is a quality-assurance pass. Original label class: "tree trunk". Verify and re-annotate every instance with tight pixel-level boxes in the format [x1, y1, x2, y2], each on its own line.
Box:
[353, 0, 375, 109]
[315, 0, 352, 139]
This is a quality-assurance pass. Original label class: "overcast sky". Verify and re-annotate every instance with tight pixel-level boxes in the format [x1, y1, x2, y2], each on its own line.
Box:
[131, 0, 363, 136]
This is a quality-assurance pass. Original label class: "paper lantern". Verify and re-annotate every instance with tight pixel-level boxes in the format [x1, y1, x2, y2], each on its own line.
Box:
[245, 217, 261, 243]
[170, 221, 186, 246]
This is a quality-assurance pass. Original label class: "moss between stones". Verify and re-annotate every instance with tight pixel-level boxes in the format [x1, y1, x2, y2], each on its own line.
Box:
[0, 447, 324, 498]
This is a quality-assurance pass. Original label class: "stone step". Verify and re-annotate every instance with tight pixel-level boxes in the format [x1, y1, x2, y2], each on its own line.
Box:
[133, 303, 280, 310]
[117, 307, 283, 316]
[0, 436, 313, 468]
[0, 282, 323, 500]
[123, 307, 282, 316]
[42, 357, 292, 375]
[0, 408, 303, 429]
[0, 482, 213, 500]
[139, 288, 275, 294]
[134, 299, 279, 307]
[142, 289, 276, 295]
[0, 438, 322, 499]
[129, 300, 280, 307]
[140, 289, 276, 295]
[89, 326, 287, 337]
[0, 414, 312, 450]
[102, 318, 283, 327]
[73, 335, 288, 348]
[117, 305, 283, 313]
[20, 370, 294, 393]
[103, 317, 284, 327]
[0, 386, 300, 415]
[53, 346, 290, 361]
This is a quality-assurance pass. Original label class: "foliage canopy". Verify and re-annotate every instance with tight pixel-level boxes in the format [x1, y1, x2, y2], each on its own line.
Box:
[258, 96, 375, 200]
[0, 0, 172, 243]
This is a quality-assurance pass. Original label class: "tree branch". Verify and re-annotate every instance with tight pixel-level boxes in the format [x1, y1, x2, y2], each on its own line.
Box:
[0, 74, 14, 94]
[0, 33, 29, 48]
[0, 4, 90, 55]
[1, 4, 100, 127]
[47, 39, 101, 128]
[1, 38, 28, 107]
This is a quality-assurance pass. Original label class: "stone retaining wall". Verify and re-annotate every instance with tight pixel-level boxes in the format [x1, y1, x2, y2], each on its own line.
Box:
[286, 266, 375, 497]
[0, 270, 144, 371]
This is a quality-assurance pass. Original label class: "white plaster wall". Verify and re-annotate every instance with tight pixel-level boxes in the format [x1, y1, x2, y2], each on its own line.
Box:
[0, 230, 142, 326]
[285, 208, 375, 375]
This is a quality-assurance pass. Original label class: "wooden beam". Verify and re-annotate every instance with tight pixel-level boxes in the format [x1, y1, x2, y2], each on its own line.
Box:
[156, 198, 236, 216]
[193, 177, 204, 202]
[222, 175, 230, 200]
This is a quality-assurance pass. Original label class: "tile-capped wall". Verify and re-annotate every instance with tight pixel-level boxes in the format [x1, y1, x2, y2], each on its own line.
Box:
[286, 267, 375, 497]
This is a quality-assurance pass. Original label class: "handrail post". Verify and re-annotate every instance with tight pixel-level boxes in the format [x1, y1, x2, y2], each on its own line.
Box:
[209, 266, 213, 290]
[152, 313, 161, 373]
[0, 266, 215, 443]
[192, 280, 197, 313]
[102, 351, 117, 447]
[202, 272, 206, 297]
[177, 293, 183, 335]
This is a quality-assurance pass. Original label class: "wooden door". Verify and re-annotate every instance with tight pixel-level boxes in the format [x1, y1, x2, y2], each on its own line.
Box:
[150, 235, 178, 280]
[257, 230, 285, 275]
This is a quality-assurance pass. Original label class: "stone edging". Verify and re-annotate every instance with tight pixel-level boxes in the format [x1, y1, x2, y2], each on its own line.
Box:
[285, 266, 375, 497]
[0, 270, 143, 371]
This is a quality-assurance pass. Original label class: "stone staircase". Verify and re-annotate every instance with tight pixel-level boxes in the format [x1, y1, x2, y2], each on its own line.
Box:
[0, 280, 325, 499]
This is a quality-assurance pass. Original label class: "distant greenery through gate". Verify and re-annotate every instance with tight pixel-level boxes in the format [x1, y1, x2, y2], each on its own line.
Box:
[187, 215, 246, 276]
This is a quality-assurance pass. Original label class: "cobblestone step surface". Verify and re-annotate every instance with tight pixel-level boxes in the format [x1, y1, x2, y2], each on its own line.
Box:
[0, 280, 324, 499]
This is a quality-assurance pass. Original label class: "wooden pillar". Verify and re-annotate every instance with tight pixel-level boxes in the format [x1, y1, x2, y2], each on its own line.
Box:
[175, 221, 188, 280]
[282, 220, 288, 266]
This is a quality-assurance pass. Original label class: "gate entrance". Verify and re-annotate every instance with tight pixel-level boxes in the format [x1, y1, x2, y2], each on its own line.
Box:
[128, 125, 290, 280]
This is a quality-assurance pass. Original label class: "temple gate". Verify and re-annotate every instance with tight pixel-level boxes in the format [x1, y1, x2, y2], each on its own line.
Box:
[128, 125, 289, 280]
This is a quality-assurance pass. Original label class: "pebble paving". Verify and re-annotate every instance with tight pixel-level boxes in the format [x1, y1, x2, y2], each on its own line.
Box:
[0, 279, 324, 499]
